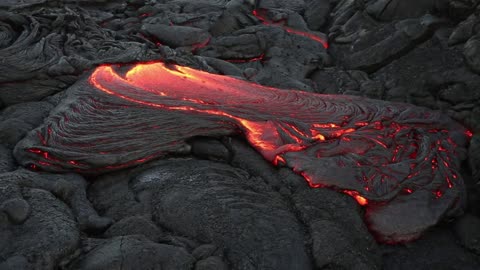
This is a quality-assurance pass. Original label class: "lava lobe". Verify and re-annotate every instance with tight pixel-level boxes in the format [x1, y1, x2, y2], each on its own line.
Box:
[14, 61, 471, 242]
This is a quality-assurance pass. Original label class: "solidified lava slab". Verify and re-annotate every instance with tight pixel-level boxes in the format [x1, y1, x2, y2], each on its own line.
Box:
[14, 61, 471, 242]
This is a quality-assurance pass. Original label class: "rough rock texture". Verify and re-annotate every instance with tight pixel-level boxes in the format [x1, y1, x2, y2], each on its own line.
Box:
[0, 101, 53, 147]
[383, 226, 480, 270]
[68, 235, 195, 270]
[0, 187, 79, 269]
[141, 24, 211, 48]
[1, 0, 480, 269]
[0, 8, 154, 107]
[132, 159, 312, 270]
[103, 215, 163, 242]
[293, 188, 381, 269]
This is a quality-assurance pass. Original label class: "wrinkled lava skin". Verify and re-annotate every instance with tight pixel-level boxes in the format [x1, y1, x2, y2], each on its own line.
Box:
[14, 62, 471, 242]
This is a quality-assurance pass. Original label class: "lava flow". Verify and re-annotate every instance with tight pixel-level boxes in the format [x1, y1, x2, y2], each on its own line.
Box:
[15, 61, 470, 242]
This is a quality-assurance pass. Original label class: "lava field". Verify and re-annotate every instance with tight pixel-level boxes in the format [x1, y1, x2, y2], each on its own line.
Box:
[1, 0, 480, 269]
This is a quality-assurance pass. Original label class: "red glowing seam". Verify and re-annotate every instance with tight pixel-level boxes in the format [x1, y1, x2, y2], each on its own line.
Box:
[284, 27, 329, 49]
[331, 128, 356, 138]
[280, 125, 303, 144]
[37, 131, 47, 146]
[252, 9, 268, 24]
[300, 171, 368, 205]
[104, 153, 159, 169]
[355, 122, 369, 127]
[369, 138, 388, 149]
[252, 9, 328, 48]
[286, 123, 308, 137]
[299, 172, 322, 188]
[312, 123, 340, 128]
[192, 36, 211, 51]
[310, 129, 326, 141]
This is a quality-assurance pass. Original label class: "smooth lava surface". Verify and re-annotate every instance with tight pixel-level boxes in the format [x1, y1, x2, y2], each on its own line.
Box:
[14, 61, 472, 243]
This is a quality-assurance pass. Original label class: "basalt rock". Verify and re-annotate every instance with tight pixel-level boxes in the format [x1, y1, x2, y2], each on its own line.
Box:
[68, 235, 195, 270]
[343, 15, 445, 72]
[464, 34, 480, 74]
[0, 187, 79, 270]
[141, 24, 211, 48]
[132, 159, 312, 270]
[0, 101, 53, 147]
[0, 8, 153, 106]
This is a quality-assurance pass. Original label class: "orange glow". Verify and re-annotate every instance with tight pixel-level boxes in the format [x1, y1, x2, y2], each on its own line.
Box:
[312, 123, 339, 128]
[343, 190, 368, 206]
[273, 155, 286, 165]
[313, 134, 326, 141]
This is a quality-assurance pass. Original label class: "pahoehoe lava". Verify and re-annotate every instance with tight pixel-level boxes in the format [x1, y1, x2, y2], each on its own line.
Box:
[14, 61, 471, 242]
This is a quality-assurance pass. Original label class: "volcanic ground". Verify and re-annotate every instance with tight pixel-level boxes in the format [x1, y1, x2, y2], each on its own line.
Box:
[1, 0, 480, 269]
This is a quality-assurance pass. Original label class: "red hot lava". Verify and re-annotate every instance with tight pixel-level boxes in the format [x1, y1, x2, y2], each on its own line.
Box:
[15, 61, 470, 243]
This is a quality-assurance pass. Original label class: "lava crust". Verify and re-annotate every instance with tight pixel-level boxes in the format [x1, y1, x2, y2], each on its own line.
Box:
[14, 61, 471, 242]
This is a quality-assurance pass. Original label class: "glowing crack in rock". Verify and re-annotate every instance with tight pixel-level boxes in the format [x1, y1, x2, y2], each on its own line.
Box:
[14, 62, 471, 243]
[252, 9, 329, 49]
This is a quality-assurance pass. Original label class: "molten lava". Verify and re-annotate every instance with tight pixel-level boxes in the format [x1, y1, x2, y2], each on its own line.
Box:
[15, 61, 470, 243]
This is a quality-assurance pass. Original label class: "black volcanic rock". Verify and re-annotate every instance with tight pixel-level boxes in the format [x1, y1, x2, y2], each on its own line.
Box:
[383, 226, 480, 270]
[0, 145, 14, 173]
[293, 188, 382, 269]
[469, 134, 480, 182]
[68, 235, 194, 270]
[0, 101, 53, 146]
[366, 0, 440, 21]
[131, 159, 312, 270]
[0, 8, 153, 106]
[454, 214, 480, 255]
[191, 244, 220, 260]
[448, 13, 480, 45]
[195, 256, 229, 270]
[303, 0, 330, 30]
[209, 0, 257, 36]
[344, 15, 444, 72]
[0, 188, 79, 270]
[141, 24, 211, 48]
[104, 215, 163, 242]
[464, 34, 480, 74]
